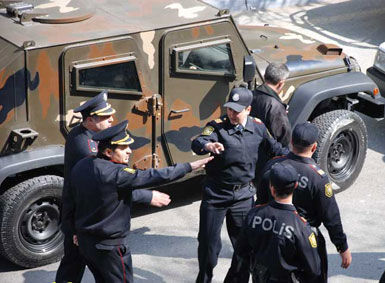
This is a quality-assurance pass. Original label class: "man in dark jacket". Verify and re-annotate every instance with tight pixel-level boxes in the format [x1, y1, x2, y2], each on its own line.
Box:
[257, 122, 352, 282]
[56, 91, 170, 283]
[191, 87, 288, 283]
[234, 162, 321, 282]
[251, 62, 291, 147]
[72, 120, 212, 282]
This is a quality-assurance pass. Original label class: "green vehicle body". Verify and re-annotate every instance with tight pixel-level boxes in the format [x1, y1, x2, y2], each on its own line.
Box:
[0, 0, 383, 268]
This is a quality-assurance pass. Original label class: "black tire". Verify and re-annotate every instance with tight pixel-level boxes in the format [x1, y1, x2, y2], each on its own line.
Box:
[0, 175, 64, 268]
[312, 110, 367, 193]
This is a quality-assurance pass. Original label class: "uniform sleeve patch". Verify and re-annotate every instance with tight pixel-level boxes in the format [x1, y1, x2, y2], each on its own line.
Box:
[325, 183, 333, 198]
[124, 168, 136, 174]
[309, 232, 317, 248]
[202, 126, 214, 136]
[309, 164, 326, 177]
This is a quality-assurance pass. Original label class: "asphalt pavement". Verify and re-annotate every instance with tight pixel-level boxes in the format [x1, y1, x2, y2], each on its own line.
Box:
[1, 0, 385, 282]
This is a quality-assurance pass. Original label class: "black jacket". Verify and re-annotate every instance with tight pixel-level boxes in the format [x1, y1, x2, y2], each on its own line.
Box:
[235, 201, 321, 282]
[192, 115, 288, 185]
[72, 156, 192, 244]
[61, 124, 153, 235]
[251, 84, 291, 147]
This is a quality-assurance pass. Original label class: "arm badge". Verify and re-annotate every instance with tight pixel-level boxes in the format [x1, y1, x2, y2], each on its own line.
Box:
[325, 183, 333, 198]
[309, 232, 317, 248]
[202, 126, 214, 136]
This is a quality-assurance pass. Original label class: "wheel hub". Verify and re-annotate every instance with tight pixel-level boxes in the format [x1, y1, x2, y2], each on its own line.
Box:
[328, 130, 357, 177]
[21, 199, 60, 244]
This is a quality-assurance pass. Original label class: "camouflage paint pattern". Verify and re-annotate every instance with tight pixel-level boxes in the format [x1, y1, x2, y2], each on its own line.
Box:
[0, 0, 354, 169]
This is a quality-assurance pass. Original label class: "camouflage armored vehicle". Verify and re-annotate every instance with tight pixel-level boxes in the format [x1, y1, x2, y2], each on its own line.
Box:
[0, 0, 384, 268]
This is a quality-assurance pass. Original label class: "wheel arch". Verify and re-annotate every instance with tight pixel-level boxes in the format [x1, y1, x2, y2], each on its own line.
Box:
[288, 72, 381, 127]
[0, 145, 64, 191]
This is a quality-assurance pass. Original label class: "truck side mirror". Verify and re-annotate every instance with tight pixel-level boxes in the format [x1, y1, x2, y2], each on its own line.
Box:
[243, 55, 256, 84]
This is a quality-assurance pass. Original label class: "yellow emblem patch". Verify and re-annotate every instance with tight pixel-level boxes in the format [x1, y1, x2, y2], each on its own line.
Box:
[124, 168, 136, 174]
[202, 126, 214, 136]
[214, 118, 223, 124]
[325, 183, 333, 198]
[309, 232, 317, 248]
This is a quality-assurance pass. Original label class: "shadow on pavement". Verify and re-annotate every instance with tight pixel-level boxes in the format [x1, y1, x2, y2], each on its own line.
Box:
[328, 251, 385, 281]
[132, 175, 204, 218]
[291, 0, 385, 48]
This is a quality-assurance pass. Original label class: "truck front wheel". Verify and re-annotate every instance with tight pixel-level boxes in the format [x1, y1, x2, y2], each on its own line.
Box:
[0, 175, 64, 268]
[312, 110, 367, 193]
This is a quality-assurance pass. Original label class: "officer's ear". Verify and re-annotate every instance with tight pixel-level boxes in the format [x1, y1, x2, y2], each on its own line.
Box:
[245, 105, 251, 114]
[311, 142, 317, 153]
[103, 147, 114, 159]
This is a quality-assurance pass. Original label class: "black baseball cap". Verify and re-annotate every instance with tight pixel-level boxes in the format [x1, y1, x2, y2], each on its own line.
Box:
[292, 122, 319, 147]
[223, 87, 253, 112]
[74, 90, 116, 117]
[270, 163, 298, 191]
[93, 120, 134, 145]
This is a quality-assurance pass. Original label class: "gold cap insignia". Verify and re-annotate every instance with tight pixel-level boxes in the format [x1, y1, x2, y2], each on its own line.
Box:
[325, 183, 333, 198]
[309, 232, 317, 248]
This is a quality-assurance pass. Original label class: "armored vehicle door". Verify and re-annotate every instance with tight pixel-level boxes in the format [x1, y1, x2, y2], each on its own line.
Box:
[62, 36, 156, 169]
[161, 20, 248, 164]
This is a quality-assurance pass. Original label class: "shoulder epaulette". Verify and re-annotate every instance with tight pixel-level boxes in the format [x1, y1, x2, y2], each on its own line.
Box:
[293, 210, 307, 223]
[308, 164, 326, 177]
[253, 117, 263, 124]
[255, 203, 268, 208]
[272, 155, 286, 160]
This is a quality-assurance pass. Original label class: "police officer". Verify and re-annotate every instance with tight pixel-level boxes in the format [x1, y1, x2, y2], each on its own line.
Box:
[56, 91, 170, 283]
[251, 62, 291, 147]
[71, 120, 212, 283]
[191, 87, 288, 283]
[257, 122, 352, 282]
[234, 163, 321, 282]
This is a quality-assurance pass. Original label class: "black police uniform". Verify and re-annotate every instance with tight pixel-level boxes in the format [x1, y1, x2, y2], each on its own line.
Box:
[251, 84, 291, 147]
[257, 153, 348, 283]
[192, 101, 288, 282]
[72, 120, 193, 283]
[56, 91, 152, 283]
[235, 201, 321, 283]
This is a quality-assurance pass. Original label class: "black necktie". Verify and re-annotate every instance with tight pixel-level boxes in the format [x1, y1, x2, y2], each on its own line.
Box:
[235, 124, 244, 133]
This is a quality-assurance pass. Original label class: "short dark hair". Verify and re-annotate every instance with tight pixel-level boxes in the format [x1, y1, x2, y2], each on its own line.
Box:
[96, 142, 118, 159]
[271, 181, 296, 198]
[264, 63, 289, 85]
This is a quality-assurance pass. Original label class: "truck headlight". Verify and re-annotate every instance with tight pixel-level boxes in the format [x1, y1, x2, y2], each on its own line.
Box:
[374, 42, 385, 74]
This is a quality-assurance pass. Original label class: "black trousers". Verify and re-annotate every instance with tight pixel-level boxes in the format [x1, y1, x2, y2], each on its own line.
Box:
[55, 233, 86, 283]
[314, 228, 328, 283]
[196, 197, 254, 283]
[78, 236, 133, 283]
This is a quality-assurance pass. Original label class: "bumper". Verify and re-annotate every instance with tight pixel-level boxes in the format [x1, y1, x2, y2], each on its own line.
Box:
[367, 67, 385, 97]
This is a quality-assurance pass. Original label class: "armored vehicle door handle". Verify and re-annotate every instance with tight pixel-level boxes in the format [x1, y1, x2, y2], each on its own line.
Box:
[170, 108, 190, 114]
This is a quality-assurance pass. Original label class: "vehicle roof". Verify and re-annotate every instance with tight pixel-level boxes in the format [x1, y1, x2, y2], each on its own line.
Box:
[0, 0, 221, 49]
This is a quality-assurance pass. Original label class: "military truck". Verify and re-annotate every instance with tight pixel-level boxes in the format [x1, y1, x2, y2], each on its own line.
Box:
[0, 0, 384, 268]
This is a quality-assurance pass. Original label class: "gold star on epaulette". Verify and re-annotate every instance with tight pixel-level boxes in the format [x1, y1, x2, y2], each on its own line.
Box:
[124, 168, 136, 174]
[214, 118, 223, 124]
[309, 233, 317, 248]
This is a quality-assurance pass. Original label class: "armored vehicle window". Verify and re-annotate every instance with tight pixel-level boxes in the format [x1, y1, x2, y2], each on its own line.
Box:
[73, 56, 142, 95]
[174, 41, 235, 76]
